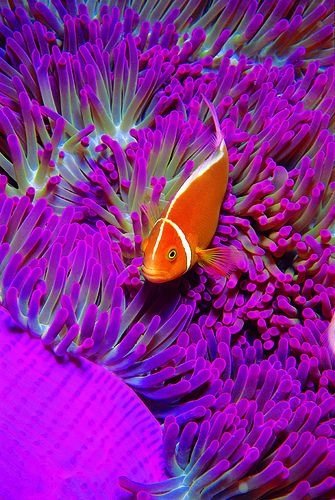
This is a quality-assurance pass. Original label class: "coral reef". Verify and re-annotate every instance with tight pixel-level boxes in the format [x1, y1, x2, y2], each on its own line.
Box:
[0, 1, 334, 498]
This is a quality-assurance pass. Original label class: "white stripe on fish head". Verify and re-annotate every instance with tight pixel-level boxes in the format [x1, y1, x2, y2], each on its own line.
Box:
[152, 218, 165, 261]
[151, 217, 192, 272]
[164, 218, 192, 271]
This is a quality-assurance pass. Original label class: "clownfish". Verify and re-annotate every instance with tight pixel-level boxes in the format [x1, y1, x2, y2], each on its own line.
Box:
[141, 96, 243, 283]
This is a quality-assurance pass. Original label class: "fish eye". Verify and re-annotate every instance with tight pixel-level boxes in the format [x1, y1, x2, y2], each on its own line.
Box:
[168, 249, 177, 260]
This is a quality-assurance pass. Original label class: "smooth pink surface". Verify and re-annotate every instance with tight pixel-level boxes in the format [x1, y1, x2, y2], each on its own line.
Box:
[0, 308, 166, 499]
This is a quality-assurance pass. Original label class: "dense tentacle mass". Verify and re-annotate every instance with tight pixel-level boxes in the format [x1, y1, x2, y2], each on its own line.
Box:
[0, 1, 334, 498]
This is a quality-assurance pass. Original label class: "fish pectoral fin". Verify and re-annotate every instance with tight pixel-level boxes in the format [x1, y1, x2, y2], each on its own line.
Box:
[141, 201, 164, 231]
[196, 246, 245, 278]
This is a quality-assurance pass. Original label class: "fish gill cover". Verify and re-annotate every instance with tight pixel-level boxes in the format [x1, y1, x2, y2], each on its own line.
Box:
[0, 0, 334, 498]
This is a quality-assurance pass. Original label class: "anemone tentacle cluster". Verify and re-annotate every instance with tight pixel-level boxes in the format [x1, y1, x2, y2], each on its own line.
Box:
[0, 1, 334, 498]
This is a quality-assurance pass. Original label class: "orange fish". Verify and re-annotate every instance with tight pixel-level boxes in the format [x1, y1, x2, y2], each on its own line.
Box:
[141, 97, 242, 283]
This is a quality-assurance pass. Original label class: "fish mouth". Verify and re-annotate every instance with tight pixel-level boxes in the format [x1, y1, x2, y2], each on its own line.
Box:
[141, 266, 170, 283]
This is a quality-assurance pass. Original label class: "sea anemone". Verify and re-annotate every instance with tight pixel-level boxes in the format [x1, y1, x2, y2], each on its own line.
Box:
[0, 306, 167, 498]
[0, 1, 334, 498]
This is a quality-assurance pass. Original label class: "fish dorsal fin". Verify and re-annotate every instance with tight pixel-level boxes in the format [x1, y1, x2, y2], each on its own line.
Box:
[201, 94, 224, 152]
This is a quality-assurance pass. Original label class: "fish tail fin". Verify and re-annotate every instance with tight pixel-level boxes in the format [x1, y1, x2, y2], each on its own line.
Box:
[196, 246, 246, 278]
[201, 94, 225, 153]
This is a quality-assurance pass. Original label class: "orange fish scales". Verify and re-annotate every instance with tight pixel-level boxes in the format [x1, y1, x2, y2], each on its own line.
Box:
[166, 141, 229, 249]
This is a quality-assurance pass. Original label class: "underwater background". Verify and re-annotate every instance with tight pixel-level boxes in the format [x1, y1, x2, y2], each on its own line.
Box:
[0, 0, 334, 498]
